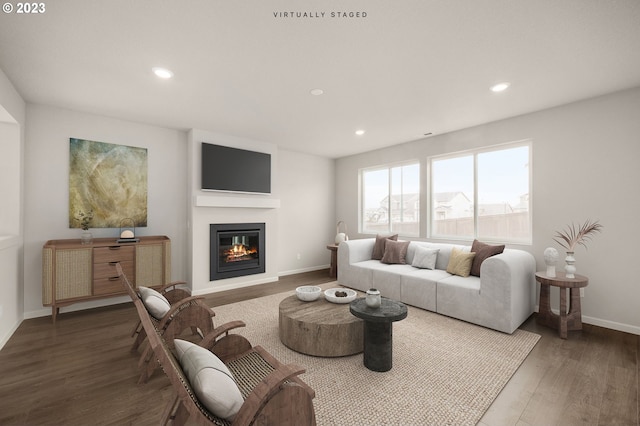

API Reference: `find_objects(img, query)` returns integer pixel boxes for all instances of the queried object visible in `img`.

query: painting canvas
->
[69,138,147,229]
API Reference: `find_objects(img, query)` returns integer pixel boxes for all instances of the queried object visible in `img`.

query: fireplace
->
[210,223,265,280]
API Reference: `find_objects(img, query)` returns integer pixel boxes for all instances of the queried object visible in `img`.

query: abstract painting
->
[69,138,147,229]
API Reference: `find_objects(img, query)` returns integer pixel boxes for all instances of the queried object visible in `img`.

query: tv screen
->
[201,143,271,194]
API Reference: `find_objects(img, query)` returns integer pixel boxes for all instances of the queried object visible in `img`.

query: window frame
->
[359,160,421,237]
[427,140,532,245]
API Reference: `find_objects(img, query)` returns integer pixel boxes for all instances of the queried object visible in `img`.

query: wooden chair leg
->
[131,320,142,338]
[138,357,158,384]
[160,395,181,426]
[131,327,147,352]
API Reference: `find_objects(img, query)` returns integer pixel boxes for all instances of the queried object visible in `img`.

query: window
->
[429,141,531,243]
[361,162,420,236]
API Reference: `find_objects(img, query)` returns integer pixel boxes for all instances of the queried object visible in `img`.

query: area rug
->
[210,284,540,426]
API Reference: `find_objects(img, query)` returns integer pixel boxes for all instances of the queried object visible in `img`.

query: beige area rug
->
[211,283,540,426]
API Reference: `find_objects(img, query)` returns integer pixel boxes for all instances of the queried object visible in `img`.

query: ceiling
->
[1,1,639,158]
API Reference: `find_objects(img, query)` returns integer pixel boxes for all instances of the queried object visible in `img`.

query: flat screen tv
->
[201,143,271,194]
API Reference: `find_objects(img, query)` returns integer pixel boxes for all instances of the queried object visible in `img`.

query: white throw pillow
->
[173,339,244,420]
[137,286,171,320]
[411,246,440,270]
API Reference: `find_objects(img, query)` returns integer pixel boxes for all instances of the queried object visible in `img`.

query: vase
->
[81,231,93,245]
[564,251,576,278]
[366,288,381,308]
[335,221,348,245]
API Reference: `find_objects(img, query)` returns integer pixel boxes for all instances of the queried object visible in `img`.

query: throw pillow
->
[138,286,171,320]
[446,248,476,277]
[380,239,410,264]
[470,239,505,277]
[411,246,440,270]
[371,234,399,260]
[174,339,244,420]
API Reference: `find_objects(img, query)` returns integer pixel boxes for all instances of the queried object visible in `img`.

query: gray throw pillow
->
[411,246,440,269]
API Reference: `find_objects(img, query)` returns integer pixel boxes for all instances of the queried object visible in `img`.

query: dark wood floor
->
[0,269,637,425]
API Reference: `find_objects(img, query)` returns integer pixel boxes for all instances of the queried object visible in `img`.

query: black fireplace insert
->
[210,223,265,280]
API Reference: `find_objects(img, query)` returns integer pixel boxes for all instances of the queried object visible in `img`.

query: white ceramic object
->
[296,286,322,302]
[365,288,381,308]
[543,247,559,277]
[564,252,576,278]
[324,288,357,304]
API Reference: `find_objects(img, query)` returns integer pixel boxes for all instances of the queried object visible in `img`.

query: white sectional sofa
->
[337,238,536,334]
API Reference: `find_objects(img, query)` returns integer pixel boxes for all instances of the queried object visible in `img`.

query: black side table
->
[349,297,408,372]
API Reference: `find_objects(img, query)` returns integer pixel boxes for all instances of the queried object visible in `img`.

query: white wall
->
[187,130,336,295]
[277,149,336,274]
[0,67,25,349]
[336,87,640,335]
[23,104,188,318]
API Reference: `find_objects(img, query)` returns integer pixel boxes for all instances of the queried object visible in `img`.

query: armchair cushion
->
[174,339,244,420]
[138,286,171,320]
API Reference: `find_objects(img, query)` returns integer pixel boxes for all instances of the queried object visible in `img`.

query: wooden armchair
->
[135,293,317,425]
[116,264,246,383]
[129,279,191,342]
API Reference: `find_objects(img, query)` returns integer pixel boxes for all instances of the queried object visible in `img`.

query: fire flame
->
[223,244,257,262]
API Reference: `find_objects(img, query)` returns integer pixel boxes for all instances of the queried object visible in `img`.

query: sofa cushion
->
[138,286,171,320]
[411,246,439,269]
[470,239,505,277]
[174,339,244,420]
[446,248,476,277]
[400,268,450,311]
[371,234,398,260]
[381,239,410,264]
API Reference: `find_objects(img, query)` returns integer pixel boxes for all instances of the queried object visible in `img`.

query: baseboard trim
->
[535,305,640,336]
[0,319,21,351]
[278,264,330,277]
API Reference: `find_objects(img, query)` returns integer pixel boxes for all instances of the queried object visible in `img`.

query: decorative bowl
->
[296,286,322,302]
[324,288,357,304]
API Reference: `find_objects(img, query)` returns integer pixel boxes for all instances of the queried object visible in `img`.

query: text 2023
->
[17,3,45,13]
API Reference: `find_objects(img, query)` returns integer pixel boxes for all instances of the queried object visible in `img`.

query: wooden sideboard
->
[42,235,171,322]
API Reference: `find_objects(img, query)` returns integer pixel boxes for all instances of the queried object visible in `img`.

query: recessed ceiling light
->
[310,88,324,96]
[490,82,510,92]
[152,67,174,79]
[355,130,365,136]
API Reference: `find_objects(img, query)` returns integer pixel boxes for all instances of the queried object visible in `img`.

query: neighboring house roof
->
[433,191,470,203]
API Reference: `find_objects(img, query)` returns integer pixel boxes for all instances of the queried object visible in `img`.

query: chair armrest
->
[200,320,247,348]
[157,296,212,329]
[158,280,187,292]
[232,363,307,425]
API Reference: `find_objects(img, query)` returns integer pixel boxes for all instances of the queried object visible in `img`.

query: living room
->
[0,1,639,424]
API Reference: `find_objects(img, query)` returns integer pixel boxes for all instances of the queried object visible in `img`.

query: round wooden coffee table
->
[278,294,363,357]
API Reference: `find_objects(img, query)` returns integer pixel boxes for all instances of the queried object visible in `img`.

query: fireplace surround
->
[210,223,265,280]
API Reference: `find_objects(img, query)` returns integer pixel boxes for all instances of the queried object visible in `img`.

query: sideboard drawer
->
[93,260,134,281]
[94,276,127,296]
[93,245,135,263]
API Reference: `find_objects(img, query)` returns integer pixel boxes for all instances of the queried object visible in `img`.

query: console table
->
[535,271,588,339]
[42,236,171,322]
[326,244,338,279]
